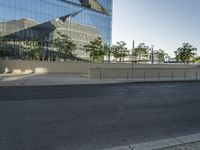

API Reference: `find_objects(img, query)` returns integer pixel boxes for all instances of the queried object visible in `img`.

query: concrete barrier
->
[0,60,132,74]
[0,60,199,79]
[89,68,200,81]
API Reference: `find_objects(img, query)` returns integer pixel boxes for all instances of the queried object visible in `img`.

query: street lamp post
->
[151,45,154,64]
[132,40,135,61]
[131,40,135,80]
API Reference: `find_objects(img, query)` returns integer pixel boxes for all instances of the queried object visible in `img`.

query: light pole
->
[151,45,154,64]
[132,40,135,61]
[131,40,135,80]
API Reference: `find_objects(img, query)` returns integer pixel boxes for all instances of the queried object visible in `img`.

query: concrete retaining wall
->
[89,68,200,80]
[0,60,132,74]
[0,60,199,78]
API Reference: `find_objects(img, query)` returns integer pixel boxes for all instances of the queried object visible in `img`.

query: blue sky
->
[112,0,200,57]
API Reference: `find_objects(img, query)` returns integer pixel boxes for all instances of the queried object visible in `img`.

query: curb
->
[1,79,200,87]
[102,133,200,150]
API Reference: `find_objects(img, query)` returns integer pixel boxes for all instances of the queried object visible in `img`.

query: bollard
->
[144,72,146,81]
[171,72,174,81]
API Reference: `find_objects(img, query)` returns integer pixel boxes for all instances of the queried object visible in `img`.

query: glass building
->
[0,0,112,60]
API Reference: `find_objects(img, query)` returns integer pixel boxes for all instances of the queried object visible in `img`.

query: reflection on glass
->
[0,0,112,60]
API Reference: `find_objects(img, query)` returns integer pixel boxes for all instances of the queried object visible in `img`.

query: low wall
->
[89,68,200,80]
[0,60,199,76]
[0,60,132,74]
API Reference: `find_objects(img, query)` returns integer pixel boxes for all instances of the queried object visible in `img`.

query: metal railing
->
[92,68,200,82]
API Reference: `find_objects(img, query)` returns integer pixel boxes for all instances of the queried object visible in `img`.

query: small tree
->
[84,37,105,62]
[111,41,129,62]
[193,56,200,64]
[0,38,4,58]
[175,43,197,64]
[0,37,3,46]
[54,34,76,60]
[21,40,41,60]
[133,43,149,61]
[104,44,111,62]
[0,38,11,58]
[154,49,167,63]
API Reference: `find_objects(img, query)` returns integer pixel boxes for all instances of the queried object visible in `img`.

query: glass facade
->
[0,0,112,59]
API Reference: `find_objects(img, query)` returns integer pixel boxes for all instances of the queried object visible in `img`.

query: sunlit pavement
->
[0,73,127,86]
[0,73,198,87]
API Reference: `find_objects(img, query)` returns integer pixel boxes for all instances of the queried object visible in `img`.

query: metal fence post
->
[99,69,102,80]
[196,71,198,80]
[184,71,186,80]
[158,71,160,81]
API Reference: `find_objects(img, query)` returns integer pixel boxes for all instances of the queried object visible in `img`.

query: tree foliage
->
[133,43,149,60]
[0,38,12,58]
[175,43,197,63]
[104,44,111,62]
[84,37,105,62]
[54,34,76,59]
[21,40,41,60]
[111,41,129,61]
[154,49,166,62]
[193,56,200,64]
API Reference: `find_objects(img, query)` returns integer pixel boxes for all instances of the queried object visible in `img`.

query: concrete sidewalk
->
[102,133,200,150]
[0,73,199,86]
[0,73,127,86]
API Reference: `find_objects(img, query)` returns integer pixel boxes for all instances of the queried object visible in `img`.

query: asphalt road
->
[1,82,200,150]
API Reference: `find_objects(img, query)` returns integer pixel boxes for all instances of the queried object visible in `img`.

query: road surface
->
[1,82,200,150]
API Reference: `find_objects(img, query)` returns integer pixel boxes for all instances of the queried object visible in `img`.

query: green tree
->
[104,44,111,62]
[53,34,76,60]
[0,38,11,58]
[133,43,149,61]
[21,40,41,60]
[111,41,129,62]
[154,49,167,63]
[84,37,105,62]
[0,38,4,58]
[175,43,197,64]
[193,56,200,64]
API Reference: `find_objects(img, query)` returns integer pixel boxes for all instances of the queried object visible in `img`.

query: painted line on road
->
[102,133,200,150]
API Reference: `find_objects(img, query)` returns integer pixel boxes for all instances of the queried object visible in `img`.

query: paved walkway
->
[0,73,199,86]
[0,73,127,86]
